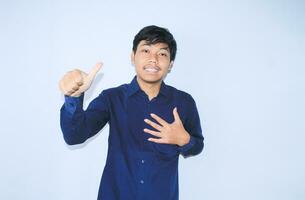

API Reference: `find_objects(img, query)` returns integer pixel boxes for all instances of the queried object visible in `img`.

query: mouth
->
[144,66,160,73]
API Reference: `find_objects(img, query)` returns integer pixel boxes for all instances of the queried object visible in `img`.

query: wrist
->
[177,131,190,147]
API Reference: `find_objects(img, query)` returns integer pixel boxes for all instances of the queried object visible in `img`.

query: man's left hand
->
[144,107,190,147]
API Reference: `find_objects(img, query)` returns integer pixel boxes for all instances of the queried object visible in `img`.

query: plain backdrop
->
[0,0,304,199]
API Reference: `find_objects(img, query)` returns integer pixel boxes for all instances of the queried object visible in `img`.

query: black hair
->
[132,25,177,61]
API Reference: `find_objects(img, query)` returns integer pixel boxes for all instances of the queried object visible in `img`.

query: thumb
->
[86,62,103,81]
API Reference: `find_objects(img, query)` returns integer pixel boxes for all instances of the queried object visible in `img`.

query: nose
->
[148,53,157,64]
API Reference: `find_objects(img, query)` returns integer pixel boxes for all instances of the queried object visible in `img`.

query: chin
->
[139,75,163,84]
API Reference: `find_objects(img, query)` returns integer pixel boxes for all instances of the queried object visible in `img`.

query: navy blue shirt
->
[60,76,204,200]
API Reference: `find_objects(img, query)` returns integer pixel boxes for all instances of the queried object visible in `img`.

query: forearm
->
[60,105,91,145]
[60,93,109,145]
[179,96,204,158]
[60,93,92,145]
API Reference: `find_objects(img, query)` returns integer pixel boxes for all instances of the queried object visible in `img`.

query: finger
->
[150,113,168,126]
[71,86,79,91]
[87,62,103,80]
[71,70,83,84]
[63,89,73,96]
[70,83,80,91]
[59,79,66,93]
[65,90,74,96]
[144,119,163,131]
[148,138,165,144]
[69,86,81,97]
[68,87,78,93]
[143,128,162,137]
[59,80,72,95]
[74,77,83,86]
[173,107,181,122]
[76,81,83,86]
[70,90,82,97]
[65,81,80,93]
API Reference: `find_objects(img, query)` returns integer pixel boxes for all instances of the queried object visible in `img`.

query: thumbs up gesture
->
[59,62,102,97]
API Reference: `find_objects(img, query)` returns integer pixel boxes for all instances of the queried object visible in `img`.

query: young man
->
[59,25,204,200]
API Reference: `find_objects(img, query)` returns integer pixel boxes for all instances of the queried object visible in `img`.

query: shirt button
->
[141,159,145,164]
[140,180,144,184]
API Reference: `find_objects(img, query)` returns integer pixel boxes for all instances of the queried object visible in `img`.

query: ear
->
[131,51,135,65]
[168,61,174,72]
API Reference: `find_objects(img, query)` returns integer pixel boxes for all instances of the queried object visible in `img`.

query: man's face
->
[131,40,174,84]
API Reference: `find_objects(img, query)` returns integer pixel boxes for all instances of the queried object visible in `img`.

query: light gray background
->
[0,0,304,199]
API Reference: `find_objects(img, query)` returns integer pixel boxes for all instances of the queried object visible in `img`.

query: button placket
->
[144,101,151,141]
[139,158,146,185]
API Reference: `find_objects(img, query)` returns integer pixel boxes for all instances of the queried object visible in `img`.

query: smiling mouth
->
[144,66,160,73]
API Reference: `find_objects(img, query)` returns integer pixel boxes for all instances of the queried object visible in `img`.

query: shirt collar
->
[127,76,169,98]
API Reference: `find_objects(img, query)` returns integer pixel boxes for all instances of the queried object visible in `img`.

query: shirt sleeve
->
[179,95,204,158]
[60,91,110,145]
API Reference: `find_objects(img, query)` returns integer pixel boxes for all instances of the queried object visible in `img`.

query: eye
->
[141,49,149,53]
[159,52,168,57]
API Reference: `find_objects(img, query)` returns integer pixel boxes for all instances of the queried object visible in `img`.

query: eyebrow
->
[160,47,170,52]
[140,44,170,52]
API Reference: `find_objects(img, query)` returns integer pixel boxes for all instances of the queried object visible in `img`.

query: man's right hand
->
[59,62,102,97]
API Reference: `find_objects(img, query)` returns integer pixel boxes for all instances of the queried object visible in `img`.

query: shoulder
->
[99,83,129,97]
[167,84,196,104]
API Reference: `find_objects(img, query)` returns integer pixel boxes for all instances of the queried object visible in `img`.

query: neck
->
[136,77,162,100]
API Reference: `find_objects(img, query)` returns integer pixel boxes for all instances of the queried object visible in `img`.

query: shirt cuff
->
[64,93,84,114]
[178,136,196,154]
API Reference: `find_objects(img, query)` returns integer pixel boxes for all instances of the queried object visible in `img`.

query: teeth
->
[145,68,158,72]
[144,67,159,72]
